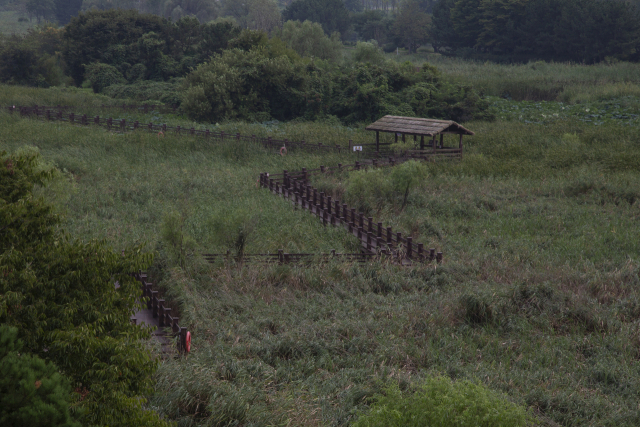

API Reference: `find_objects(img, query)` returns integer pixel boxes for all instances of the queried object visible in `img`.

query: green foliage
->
[280,20,343,61]
[344,160,428,213]
[62,9,240,85]
[0,27,65,87]
[83,62,125,93]
[392,0,431,54]
[433,0,640,63]
[351,10,394,46]
[0,325,78,427]
[353,377,532,427]
[0,150,170,427]
[282,0,350,38]
[181,48,307,122]
[353,40,385,64]
[390,160,429,210]
[182,47,492,123]
[102,78,182,104]
[4,85,640,426]
[26,0,55,23]
[53,0,81,25]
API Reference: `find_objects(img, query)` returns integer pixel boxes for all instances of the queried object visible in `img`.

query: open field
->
[383,50,640,104]
[0,9,37,34]
[2,84,640,426]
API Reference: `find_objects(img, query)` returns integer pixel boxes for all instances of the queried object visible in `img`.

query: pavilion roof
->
[365,115,475,136]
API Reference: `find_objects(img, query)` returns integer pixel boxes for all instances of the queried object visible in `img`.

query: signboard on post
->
[352,145,363,152]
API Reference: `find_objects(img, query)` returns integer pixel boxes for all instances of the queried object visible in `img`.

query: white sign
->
[352,146,363,152]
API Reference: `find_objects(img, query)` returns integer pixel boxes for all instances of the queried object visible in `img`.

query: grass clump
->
[353,376,532,427]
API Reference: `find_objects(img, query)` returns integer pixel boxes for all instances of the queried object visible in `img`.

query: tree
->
[449,0,483,50]
[62,9,172,84]
[246,0,282,33]
[476,0,529,53]
[390,159,428,210]
[281,20,342,60]
[53,0,82,25]
[0,150,170,427]
[351,10,394,45]
[283,0,351,38]
[0,326,78,427]
[392,0,431,53]
[431,0,458,52]
[26,0,55,23]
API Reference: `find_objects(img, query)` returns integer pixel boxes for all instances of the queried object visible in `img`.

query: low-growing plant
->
[353,376,532,427]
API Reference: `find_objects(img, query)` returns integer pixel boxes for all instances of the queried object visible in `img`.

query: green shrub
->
[280,20,343,61]
[0,326,78,427]
[83,62,125,93]
[353,377,532,427]
[353,41,385,64]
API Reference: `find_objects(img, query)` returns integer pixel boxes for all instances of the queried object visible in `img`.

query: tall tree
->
[393,0,431,53]
[246,0,282,33]
[26,0,55,23]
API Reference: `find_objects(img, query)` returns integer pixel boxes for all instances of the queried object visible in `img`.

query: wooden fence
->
[259,167,444,265]
[8,104,348,153]
[203,250,383,265]
[131,271,190,354]
[8,105,465,160]
[6,103,177,114]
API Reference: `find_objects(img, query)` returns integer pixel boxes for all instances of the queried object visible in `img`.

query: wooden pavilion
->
[365,115,474,160]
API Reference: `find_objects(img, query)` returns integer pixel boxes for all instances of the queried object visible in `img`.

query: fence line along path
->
[9,105,345,154]
[9,105,468,161]
[131,271,191,354]
[203,249,383,265]
[260,166,444,265]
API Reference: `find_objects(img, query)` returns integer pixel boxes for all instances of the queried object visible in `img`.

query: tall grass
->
[385,51,640,103]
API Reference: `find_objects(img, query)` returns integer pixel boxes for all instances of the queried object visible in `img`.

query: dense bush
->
[0,326,78,427]
[0,27,66,87]
[63,10,240,85]
[181,47,308,123]
[102,78,183,105]
[353,377,532,427]
[83,62,125,93]
[280,20,343,61]
[182,45,493,124]
[353,40,385,63]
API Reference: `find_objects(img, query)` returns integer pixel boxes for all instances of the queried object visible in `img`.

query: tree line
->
[432,0,640,63]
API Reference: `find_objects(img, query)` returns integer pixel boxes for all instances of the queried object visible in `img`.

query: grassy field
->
[382,49,640,104]
[2,83,640,427]
[0,9,37,34]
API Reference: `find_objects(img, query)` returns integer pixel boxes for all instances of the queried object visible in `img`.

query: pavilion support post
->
[459,134,464,159]
[402,133,406,142]
[433,135,437,154]
[420,135,424,150]
[395,133,398,143]
[440,134,444,149]
[376,131,379,151]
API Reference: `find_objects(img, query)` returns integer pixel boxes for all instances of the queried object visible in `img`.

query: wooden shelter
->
[365,115,475,159]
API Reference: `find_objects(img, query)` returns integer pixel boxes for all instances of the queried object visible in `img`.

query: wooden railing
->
[259,168,444,265]
[203,250,382,265]
[131,271,190,354]
[8,105,464,160]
